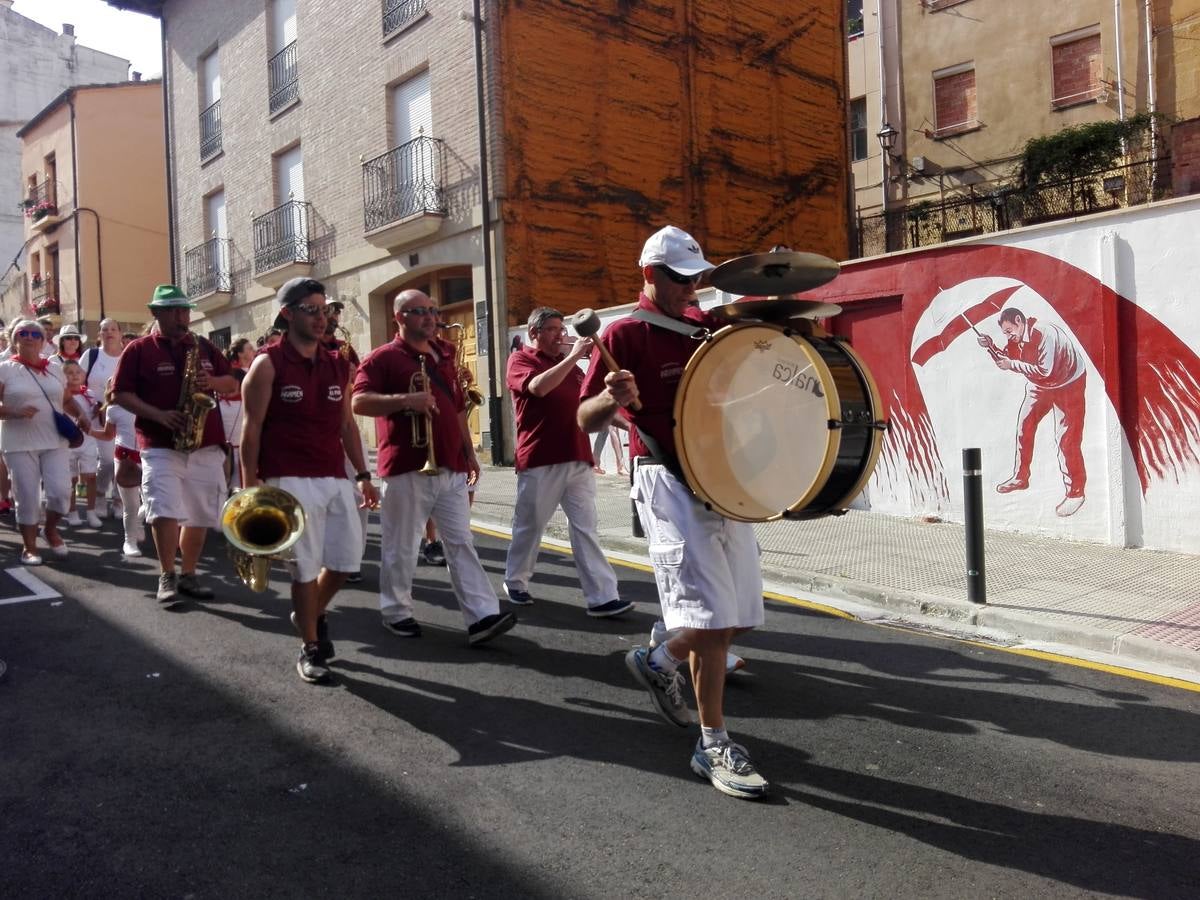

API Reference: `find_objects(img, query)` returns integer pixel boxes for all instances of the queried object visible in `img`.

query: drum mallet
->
[569,308,642,411]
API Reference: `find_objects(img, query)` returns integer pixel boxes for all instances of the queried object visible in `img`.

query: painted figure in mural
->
[977,307,1087,517]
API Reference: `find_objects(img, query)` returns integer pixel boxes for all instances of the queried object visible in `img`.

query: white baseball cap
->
[638,226,715,276]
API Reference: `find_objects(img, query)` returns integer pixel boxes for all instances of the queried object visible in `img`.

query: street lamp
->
[876,122,900,156]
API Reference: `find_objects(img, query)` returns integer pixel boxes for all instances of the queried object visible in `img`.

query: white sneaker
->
[122,541,142,557]
[108,499,122,519]
[65,510,82,526]
[86,511,103,529]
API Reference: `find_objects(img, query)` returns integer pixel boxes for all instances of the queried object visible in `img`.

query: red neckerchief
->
[58,351,81,361]
[10,354,50,373]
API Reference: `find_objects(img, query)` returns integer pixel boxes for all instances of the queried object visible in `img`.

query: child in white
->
[61,361,103,528]
[97,382,144,557]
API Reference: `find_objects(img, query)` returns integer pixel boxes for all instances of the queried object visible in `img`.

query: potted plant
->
[34,296,61,317]
[25,200,55,222]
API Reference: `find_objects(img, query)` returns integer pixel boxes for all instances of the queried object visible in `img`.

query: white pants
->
[633,463,764,631]
[4,448,71,526]
[141,446,226,528]
[379,470,498,626]
[268,476,364,583]
[505,461,619,607]
[95,438,115,496]
[69,438,99,477]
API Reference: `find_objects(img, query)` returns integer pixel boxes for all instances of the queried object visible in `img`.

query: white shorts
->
[141,445,226,528]
[632,463,764,631]
[268,476,363,583]
[69,438,100,477]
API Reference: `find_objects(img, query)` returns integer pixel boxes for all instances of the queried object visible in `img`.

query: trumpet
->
[221,486,306,592]
[438,322,485,413]
[410,354,439,476]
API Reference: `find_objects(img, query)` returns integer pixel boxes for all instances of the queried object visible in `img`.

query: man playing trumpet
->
[353,289,516,646]
[240,278,378,684]
[113,285,239,606]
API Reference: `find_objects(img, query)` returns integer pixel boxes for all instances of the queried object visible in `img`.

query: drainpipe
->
[159,16,177,283]
[73,208,104,322]
[1113,0,1126,125]
[877,0,889,212]
[469,0,505,463]
[69,95,82,326]
[1143,0,1158,185]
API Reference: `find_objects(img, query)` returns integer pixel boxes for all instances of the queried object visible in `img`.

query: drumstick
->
[568,308,642,412]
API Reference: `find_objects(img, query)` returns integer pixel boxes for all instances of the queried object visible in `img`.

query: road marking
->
[0,567,63,605]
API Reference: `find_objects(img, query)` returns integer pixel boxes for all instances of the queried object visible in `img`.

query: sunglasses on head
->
[403,306,439,317]
[656,265,703,286]
[16,329,44,339]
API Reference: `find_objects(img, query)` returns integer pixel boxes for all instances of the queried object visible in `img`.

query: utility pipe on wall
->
[1113,0,1126,124]
[877,0,889,212]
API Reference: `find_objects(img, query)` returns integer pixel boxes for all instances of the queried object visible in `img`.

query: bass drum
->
[672,322,885,522]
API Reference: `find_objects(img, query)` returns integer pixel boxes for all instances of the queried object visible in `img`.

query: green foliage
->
[1015,114,1160,189]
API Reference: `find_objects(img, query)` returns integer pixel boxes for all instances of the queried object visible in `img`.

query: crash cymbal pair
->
[708,250,842,321]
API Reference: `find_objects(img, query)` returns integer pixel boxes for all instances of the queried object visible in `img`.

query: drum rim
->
[673,323,842,522]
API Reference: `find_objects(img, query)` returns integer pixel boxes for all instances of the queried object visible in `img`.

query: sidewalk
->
[470,464,1200,683]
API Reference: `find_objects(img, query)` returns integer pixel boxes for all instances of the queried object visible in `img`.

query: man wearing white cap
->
[578,225,769,800]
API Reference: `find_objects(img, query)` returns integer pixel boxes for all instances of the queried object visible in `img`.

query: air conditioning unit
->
[911,156,928,174]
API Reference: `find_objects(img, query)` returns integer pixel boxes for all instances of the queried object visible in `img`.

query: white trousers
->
[4,448,70,525]
[379,470,498,627]
[95,438,115,496]
[633,463,764,631]
[505,461,619,607]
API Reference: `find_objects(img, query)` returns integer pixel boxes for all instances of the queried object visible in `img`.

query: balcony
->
[199,99,222,161]
[268,41,299,116]
[184,237,233,312]
[854,156,1171,258]
[24,180,60,233]
[31,275,58,318]
[383,0,428,38]
[253,199,313,286]
[362,135,447,249]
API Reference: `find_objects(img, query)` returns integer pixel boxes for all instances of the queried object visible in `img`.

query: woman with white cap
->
[51,323,84,366]
[0,319,83,564]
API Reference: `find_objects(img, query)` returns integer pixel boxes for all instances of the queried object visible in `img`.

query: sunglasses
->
[292,302,328,316]
[403,306,440,317]
[657,265,703,286]
[16,329,45,339]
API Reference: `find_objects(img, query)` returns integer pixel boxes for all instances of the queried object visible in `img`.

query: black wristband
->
[355,471,372,482]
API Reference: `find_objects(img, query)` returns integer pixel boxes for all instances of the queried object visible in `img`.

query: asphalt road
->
[2,517,1199,899]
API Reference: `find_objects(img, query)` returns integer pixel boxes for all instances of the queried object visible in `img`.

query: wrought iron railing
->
[362,135,447,232]
[383,0,427,35]
[184,237,233,297]
[31,275,53,305]
[854,156,1170,258]
[199,99,222,160]
[268,40,299,115]
[253,199,312,273]
[25,180,56,221]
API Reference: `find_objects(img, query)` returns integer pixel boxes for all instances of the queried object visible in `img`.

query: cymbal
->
[709,298,843,323]
[710,251,841,296]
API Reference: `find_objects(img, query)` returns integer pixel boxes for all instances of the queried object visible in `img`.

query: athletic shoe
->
[382,617,423,638]
[467,611,517,646]
[177,573,214,600]
[690,738,769,799]
[624,646,691,727]
[0,500,13,514]
[122,541,142,558]
[422,539,447,566]
[290,612,336,662]
[86,510,103,529]
[157,572,180,606]
[503,584,535,606]
[20,550,42,566]
[587,598,634,618]
[296,643,332,684]
[649,622,746,675]
[47,540,68,559]
[345,571,363,583]
[65,510,82,526]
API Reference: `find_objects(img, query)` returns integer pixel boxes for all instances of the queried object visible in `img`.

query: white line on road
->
[0,567,63,605]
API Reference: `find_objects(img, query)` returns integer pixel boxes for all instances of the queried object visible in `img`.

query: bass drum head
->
[674,324,840,521]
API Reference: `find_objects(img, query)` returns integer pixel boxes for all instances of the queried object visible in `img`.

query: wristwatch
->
[354,471,372,482]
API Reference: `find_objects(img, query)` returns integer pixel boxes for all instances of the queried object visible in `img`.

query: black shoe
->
[156,572,182,607]
[177,573,214,600]
[587,598,634,618]
[467,611,517,646]
[291,612,336,662]
[503,584,535,606]
[345,571,363,584]
[422,539,447,566]
[296,643,332,684]
[382,617,423,638]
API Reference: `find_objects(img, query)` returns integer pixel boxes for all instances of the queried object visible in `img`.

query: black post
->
[963,447,986,604]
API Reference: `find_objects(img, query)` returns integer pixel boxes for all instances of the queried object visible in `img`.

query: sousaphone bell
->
[221,485,306,592]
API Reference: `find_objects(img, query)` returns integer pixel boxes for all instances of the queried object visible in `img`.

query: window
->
[208,326,231,351]
[390,69,432,148]
[847,0,863,38]
[933,64,976,137]
[268,0,299,115]
[200,48,222,160]
[849,97,868,161]
[1051,28,1102,108]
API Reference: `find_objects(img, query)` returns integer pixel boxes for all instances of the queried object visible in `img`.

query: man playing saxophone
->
[113,284,239,606]
[353,289,516,646]
[240,278,378,684]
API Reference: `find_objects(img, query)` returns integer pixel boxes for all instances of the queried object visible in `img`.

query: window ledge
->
[200,148,224,168]
[1051,94,1101,112]
[269,95,300,122]
[932,122,981,140]
[383,8,430,45]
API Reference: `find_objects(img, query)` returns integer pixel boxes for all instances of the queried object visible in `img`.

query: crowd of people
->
[1,224,774,800]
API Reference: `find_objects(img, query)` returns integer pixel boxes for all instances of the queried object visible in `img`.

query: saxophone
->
[438,322,485,413]
[173,336,219,452]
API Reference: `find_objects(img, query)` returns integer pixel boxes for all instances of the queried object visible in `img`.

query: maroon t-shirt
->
[507,346,593,472]
[578,293,719,462]
[256,340,350,480]
[113,332,232,450]
[353,336,467,478]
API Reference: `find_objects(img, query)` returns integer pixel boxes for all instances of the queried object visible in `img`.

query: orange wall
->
[497,1,848,322]
[75,82,170,331]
